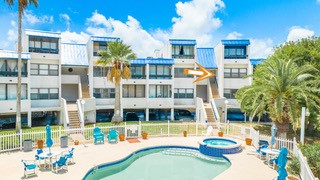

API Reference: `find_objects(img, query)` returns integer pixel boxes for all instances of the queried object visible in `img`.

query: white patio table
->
[38,151,60,169]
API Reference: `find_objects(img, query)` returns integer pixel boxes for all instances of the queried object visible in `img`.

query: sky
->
[0,0,319,58]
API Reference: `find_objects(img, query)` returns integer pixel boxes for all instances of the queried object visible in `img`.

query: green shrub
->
[301,142,320,178]
[287,156,300,176]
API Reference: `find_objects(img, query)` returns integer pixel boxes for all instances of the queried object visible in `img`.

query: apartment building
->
[0,29,256,129]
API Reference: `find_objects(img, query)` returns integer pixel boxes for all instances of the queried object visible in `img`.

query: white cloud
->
[24,10,54,25]
[60,14,71,31]
[7,29,17,42]
[250,38,274,58]
[60,31,89,44]
[287,26,314,42]
[171,0,225,46]
[317,0,320,4]
[226,31,243,39]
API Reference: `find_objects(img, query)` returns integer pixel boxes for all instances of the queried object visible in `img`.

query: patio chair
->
[52,155,68,173]
[66,148,75,164]
[21,160,37,178]
[93,127,105,144]
[108,130,119,143]
[35,149,46,167]
[205,126,213,137]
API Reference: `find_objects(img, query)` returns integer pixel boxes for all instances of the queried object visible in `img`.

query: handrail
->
[60,98,69,130]
[210,99,221,130]
[196,97,207,124]
[76,99,85,129]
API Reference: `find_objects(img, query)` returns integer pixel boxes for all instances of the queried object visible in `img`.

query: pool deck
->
[0,136,278,180]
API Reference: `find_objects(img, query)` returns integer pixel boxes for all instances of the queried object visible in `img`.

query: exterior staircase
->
[210,76,219,99]
[205,108,215,123]
[67,104,81,129]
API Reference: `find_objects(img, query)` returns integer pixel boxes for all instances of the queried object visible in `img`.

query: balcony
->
[149,75,172,79]
[131,75,146,79]
[224,55,248,59]
[172,54,195,59]
[29,47,59,54]
[0,71,27,77]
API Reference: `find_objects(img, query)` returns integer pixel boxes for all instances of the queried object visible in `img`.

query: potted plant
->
[119,134,125,141]
[74,140,79,145]
[218,131,223,137]
[141,132,148,139]
[183,130,188,137]
[37,139,44,149]
[245,138,252,145]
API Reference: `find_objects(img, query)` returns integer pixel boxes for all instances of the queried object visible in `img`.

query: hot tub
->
[199,138,242,157]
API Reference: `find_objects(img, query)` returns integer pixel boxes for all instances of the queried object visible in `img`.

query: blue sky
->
[0,0,319,58]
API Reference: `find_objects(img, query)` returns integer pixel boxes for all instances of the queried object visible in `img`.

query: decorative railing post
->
[167,120,170,137]
[124,122,127,138]
[196,121,198,136]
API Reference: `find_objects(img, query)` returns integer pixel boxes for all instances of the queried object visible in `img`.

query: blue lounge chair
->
[22,160,37,178]
[108,130,119,143]
[93,127,104,144]
[52,155,68,173]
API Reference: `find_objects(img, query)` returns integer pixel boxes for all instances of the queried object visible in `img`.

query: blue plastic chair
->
[22,160,37,178]
[93,127,104,144]
[108,130,119,143]
[35,149,46,167]
[65,148,74,164]
[52,155,68,173]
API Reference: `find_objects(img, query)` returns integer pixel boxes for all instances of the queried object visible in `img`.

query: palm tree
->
[96,40,136,124]
[236,58,320,137]
[4,0,38,133]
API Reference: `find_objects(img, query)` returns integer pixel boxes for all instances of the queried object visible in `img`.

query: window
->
[224,89,238,99]
[93,66,109,77]
[174,68,193,78]
[130,66,146,79]
[93,88,115,98]
[149,85,171,98]
[122,85,145,98]
[30,88,59,100]
[0,84,27,100]
[93,41,108,56]
[0,60,27,77]
[174,89,194,99]
[30,64,59,76]
[29,36,59,54]
[172,45,195,59]
[224,68,247,78]
[224,46,247,59]
[149,65,172,79]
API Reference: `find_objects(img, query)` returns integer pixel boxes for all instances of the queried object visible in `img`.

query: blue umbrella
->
[46,124,53,154]
[271,124,277,149]
[277,147,288,180]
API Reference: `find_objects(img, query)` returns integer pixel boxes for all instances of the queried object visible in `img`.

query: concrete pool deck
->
[0,136,278,180]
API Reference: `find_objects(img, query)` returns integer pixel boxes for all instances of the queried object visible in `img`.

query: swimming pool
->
[199,138,242,157]
[83,146,230,180]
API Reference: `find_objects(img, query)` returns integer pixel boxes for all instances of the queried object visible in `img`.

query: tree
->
[96,40,136,124]
[236,58,320,137]
[5,0,38,133]
[270,37,320,133]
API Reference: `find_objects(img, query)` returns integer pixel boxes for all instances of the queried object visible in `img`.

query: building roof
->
[131,58,174,65]
[169,39,196,46]
[250,58,266,66]
[25,29,61,38]
[61,43,88,66]
[0,50,30,60]
[221,39,250,46]
[196,48,217,69]
[91,36,119,42]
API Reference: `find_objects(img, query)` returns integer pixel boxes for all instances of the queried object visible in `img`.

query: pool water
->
[84,147,230,180]
[203,139,236,146]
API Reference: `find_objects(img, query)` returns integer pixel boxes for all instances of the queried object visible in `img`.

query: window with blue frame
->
[93,41,108,56]
[0,60,28,77]
[130,65,146,79]
[149,65,172,79]
[224,68,247,78]
[30,63,58,76]
[224,46,247,59]
[174,68,193,78]
[93,66,109,77]
[29,36,59,54]
[224,89,238,99]
[0,84,27,100]
[172,45,195,59]
[122,85,145,98]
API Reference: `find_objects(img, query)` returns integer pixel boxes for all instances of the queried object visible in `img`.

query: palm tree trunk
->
[16,5,22,133]
[111,83,123,124]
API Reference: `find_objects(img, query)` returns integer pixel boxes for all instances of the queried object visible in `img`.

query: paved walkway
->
[0,136,278,180]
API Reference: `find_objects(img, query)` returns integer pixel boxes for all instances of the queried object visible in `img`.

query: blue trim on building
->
[91,36,119,42]
[221,39,250,46]
[25,29,61,38]
[250,58,266,66]
[130,58,174,65]
[169,39,196,46]
[196,48,217,69]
